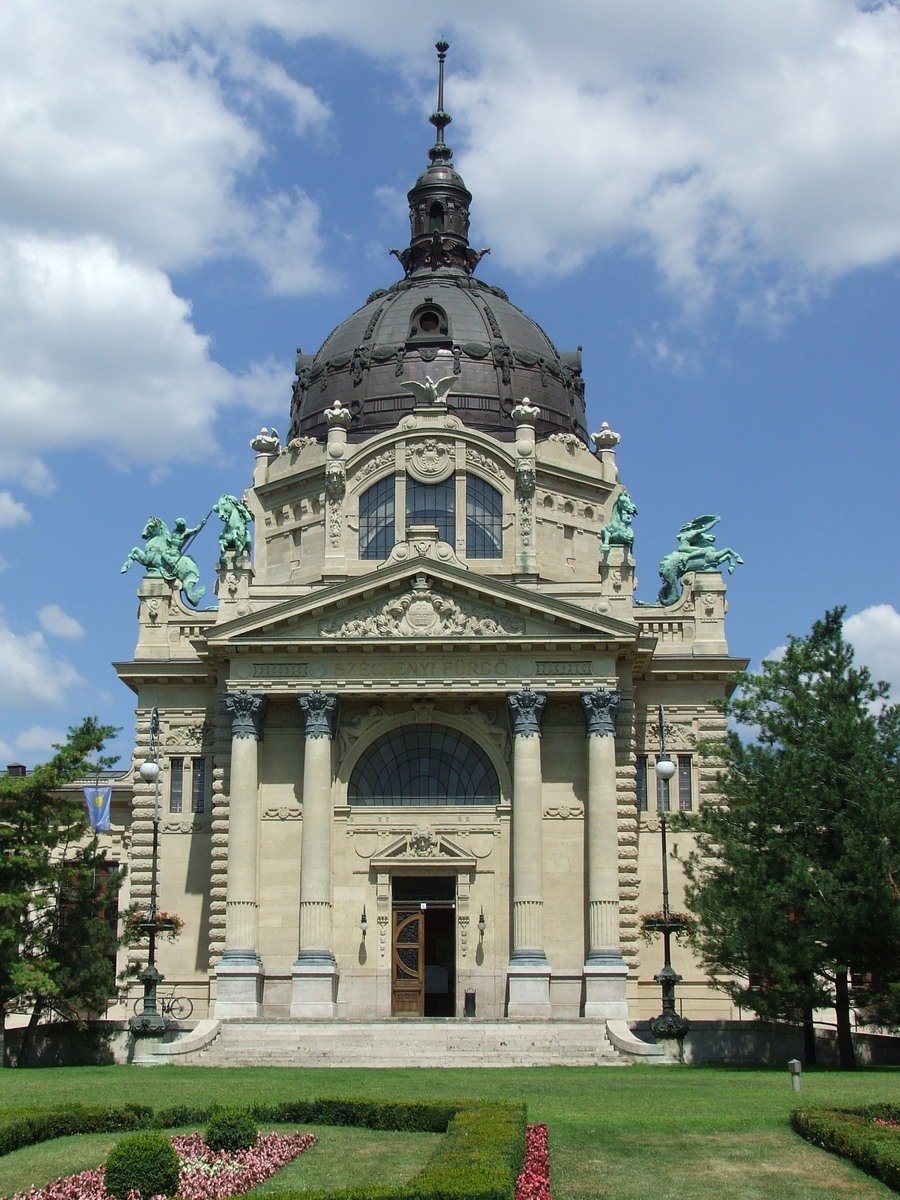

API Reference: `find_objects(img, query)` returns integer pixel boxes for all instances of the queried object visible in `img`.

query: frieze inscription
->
[251,653,603,683]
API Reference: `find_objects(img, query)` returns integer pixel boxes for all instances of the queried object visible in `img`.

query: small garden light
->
[360,906,368,937]
[478,907,486,942]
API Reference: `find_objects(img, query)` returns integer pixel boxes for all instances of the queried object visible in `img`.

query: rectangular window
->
[656,766,670,813]
[359,475,396,560]
[169,757,184,813]
[191,757,207,814]
[465,474,503,558]
[406,476,455,545]
[635,755,648,811]
[678,755,693,812]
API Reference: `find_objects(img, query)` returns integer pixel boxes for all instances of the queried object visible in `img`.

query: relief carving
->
[320,574,524,638]
[405,438,455,483]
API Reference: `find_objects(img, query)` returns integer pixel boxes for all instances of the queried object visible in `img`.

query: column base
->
[214,953,264,1019]
[583,957,629,1021]
[506,961,552,1019]
[290,956,338,1019]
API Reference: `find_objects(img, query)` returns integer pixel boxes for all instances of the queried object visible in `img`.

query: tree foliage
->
[680,608,900,1067]
[0,718,120,1062]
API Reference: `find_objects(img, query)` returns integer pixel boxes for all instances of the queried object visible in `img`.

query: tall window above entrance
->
[348,725,499,806]
[406,476,455,544]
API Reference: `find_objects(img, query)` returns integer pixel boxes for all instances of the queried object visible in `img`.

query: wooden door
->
[392,908,424,1015]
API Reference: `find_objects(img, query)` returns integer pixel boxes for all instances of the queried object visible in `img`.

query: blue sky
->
[1,1,898,768]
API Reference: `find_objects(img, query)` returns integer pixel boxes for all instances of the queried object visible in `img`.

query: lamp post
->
[648,704,690,1041]
[129,706,168,1036]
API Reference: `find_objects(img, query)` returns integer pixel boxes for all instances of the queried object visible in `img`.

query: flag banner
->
[84,786,112,832]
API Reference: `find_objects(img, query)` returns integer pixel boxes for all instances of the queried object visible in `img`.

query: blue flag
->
[84,786,111,832]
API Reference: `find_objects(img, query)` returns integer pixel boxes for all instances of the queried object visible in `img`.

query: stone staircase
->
[166,1019,642,1067]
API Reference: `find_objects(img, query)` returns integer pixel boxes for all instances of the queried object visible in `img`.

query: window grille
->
[635,755,648,811]
[359,475,396,560]
[678,754,693,812]
[169,757,184,813]
[406,476,454,544]
[191,757,207,814]
[349,725,499,806]
[466,474,503,558]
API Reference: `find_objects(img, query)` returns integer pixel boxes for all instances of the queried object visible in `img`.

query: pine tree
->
[681,608,900,1068]
[0,718,119,1066]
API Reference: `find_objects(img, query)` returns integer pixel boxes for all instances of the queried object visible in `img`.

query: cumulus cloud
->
[38,604,85,640]
[12,726,67,755]
[0,608,83,710]
[0,491,30,527]
[1,0,899,487]
[845,604,900,697]
[449,1,900,310]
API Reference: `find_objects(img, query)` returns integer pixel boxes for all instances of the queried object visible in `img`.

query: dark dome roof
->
[288,43,588,446]
[289,270,587,443]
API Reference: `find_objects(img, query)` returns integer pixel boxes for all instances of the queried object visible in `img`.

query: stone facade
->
[109,56,748,1029]
[111,398,746,1025]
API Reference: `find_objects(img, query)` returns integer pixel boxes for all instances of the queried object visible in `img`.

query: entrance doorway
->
[391,876,456,1017]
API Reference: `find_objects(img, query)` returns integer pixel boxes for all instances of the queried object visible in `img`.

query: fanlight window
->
[359,475,396,560]
[349,725,500,806]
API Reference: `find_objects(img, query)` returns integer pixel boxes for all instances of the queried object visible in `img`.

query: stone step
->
[179,1019,629,1067]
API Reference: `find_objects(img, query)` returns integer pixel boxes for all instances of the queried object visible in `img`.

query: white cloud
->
[443,1,900,312]
[38,604,85,640]
[845,604,900,697]
[13,726,66,755]
[0,491,30,527]
[0,608,83,710]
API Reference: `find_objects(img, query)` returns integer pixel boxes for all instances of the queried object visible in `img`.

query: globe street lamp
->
[648,704,690,1041]
[129,706,168,1037]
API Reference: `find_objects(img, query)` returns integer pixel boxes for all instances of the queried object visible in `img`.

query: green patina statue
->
[121,515,208,607]
[658,514,743,606]
[600,490,638,553]
[213,493,253,565]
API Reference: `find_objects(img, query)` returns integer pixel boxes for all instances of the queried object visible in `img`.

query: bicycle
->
[132,991,194,1021]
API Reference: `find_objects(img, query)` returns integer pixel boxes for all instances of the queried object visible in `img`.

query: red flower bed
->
[9,1131,315,1200]
[516,1123,551,1200]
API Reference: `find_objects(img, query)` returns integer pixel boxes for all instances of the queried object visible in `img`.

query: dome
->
[288,43,588,446]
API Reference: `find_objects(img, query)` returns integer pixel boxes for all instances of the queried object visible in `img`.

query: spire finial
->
[429,39,452,163]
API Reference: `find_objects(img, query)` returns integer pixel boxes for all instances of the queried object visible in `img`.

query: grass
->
[0,1065,898,1199]
[0,1124,439,1197]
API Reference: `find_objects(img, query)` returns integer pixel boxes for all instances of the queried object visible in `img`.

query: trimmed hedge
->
[0,1096,527,1200]
[791,1103,900,1193]
[0,1103,152,1157]
[204,1108,258,1152]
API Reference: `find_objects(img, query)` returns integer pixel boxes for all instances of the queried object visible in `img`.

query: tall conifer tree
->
[681,608,900,1068]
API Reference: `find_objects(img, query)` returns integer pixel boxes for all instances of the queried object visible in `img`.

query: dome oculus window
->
[406,303,451,345]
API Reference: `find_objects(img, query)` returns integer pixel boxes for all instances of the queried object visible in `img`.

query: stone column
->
[506,687,552,1018]
[215,690,267,1019]
[291,690,339,1018]
[581,689,629,1020]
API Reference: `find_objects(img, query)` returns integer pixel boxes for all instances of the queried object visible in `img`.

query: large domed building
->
[113,43,746,1061]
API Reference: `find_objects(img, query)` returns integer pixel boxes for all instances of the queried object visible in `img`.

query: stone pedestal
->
[583,960,630,1021]
[507,962,552,1020]
[290,959,339,1019]
[215,956,265,1020]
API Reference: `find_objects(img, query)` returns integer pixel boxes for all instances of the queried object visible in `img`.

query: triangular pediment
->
[205,556,636,649]
[369,826,478,871]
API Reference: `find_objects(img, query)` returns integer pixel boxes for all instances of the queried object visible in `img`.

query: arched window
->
[359,475,396,560]
[406,303,451,346]
[349,725,500,806]
[428,202,445,232]
[406,476,455,545]
[466,474,503,558]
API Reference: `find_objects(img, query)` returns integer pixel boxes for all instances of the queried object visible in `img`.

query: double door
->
[391,877,456,1016]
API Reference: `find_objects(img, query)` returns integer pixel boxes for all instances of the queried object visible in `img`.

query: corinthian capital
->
[581,689,620,737]
[299,691,338,739]
[225,691,267,740]
[507,688,546,738]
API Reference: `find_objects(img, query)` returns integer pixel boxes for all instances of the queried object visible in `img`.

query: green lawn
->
[0,1065,898,1199]
[0,1124,439,1197]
